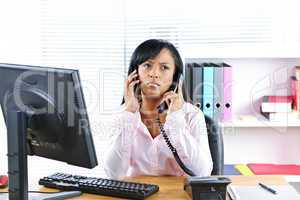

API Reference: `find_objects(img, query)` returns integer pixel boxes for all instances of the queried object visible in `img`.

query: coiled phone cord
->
[156,118,195,176]
[157,118,225,200]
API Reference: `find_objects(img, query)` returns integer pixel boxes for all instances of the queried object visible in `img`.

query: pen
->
[258,183,277,194]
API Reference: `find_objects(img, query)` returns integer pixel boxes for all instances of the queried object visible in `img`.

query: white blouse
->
[104,102,213,179]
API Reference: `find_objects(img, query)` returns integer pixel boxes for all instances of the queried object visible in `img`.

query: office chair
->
[204,115,224,175]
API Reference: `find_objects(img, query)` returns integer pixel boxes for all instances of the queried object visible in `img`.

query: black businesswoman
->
[104,39,212,179]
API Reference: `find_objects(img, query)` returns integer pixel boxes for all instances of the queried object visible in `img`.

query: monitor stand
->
[0,191,82,200]
[5,110,82,200]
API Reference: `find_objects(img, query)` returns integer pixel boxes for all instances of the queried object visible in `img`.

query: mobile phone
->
[157,75,182,113]
[132,70,142,102]
[157,84,177,113]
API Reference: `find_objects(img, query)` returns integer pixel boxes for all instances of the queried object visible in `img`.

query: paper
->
[228,185,300,200]
[289,182,300,194]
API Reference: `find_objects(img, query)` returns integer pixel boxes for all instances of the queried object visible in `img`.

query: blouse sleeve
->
[163,107,213,176]
[104,110,138,179]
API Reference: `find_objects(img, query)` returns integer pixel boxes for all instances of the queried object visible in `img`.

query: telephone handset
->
[156,76,196,176]
[157,83,177,114]
[133,75,142,103]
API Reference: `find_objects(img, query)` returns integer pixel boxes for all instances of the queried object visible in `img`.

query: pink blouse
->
[104,102,213,179]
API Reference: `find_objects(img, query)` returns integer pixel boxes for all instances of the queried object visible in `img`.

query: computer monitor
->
[0,63,98,200]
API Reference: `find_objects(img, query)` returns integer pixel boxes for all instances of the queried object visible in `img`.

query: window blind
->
[37,0,126,177]
[124,0,288,59]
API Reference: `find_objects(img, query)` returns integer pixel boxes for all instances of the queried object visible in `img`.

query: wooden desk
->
[0,175,287,200]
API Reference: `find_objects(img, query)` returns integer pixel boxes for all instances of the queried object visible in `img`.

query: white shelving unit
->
[185,57,300,165]
[221,118,300,128]
[186,57,300,121]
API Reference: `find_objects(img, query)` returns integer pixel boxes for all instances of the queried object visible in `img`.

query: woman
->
[104,39,212,179]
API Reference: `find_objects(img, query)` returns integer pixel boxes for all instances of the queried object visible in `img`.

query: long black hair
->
[121,39,185,104]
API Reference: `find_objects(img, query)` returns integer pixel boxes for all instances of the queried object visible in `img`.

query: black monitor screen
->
[0,63,98,169]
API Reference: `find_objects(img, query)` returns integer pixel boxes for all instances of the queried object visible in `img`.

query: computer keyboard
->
[39,172,159,200]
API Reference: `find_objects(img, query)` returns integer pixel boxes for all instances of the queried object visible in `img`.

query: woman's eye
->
[162,65,169,70]
[143,63,151,68]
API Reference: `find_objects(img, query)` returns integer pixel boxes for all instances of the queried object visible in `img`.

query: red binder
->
[291,76,299,110]
[248,163,300,175]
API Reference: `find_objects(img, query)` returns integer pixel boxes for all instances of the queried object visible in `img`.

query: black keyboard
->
[39,172,159,200]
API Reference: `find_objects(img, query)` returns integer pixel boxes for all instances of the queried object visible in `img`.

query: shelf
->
[184,46,300,59]
[220,118,300,128]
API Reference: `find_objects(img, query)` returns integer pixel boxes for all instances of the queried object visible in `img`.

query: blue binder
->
[202,63,214,118]
[212,63,223,122]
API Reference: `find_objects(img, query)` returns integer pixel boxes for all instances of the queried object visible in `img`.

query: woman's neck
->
[140,100,159,116]
[139,96,167,138]
[139,95,163,117]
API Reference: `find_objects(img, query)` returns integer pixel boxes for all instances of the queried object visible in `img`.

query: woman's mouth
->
[147,82,160,89]
[147,82,160,87]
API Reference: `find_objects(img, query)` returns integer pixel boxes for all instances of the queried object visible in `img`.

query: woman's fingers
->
[128,79,140,95]
[124,70,138,93]
[159,92,177,105]
[163,91,177,100]
[178,78,183,94]
[129,69,137,77]
[178,79,184,100]
[124,69,141,113]
[164,94,178,102]
[128,73,138,84]
[125,70,137,84]
[129,79,140,89]
[128,70,138,80]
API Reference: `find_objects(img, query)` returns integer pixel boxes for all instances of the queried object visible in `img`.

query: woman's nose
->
[149,66,160,78]
[149,74,158,78]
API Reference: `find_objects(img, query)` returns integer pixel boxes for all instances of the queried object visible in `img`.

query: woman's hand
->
[124,69,140,113]
[160,79,184,115]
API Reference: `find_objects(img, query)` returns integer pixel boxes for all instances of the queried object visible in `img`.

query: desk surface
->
[0,175,287,200]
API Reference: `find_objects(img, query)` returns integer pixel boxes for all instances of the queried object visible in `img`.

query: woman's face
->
[138,48,176,99]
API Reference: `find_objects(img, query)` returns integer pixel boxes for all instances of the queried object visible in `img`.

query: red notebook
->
[264,96,293,103]
[248,163,300,175]
[261,96,293,112]
[291,76,299,110]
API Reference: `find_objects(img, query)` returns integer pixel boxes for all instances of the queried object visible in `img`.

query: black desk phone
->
[184,176,231,200]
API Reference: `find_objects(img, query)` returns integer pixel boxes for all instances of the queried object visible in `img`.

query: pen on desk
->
[258,183,277,194]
